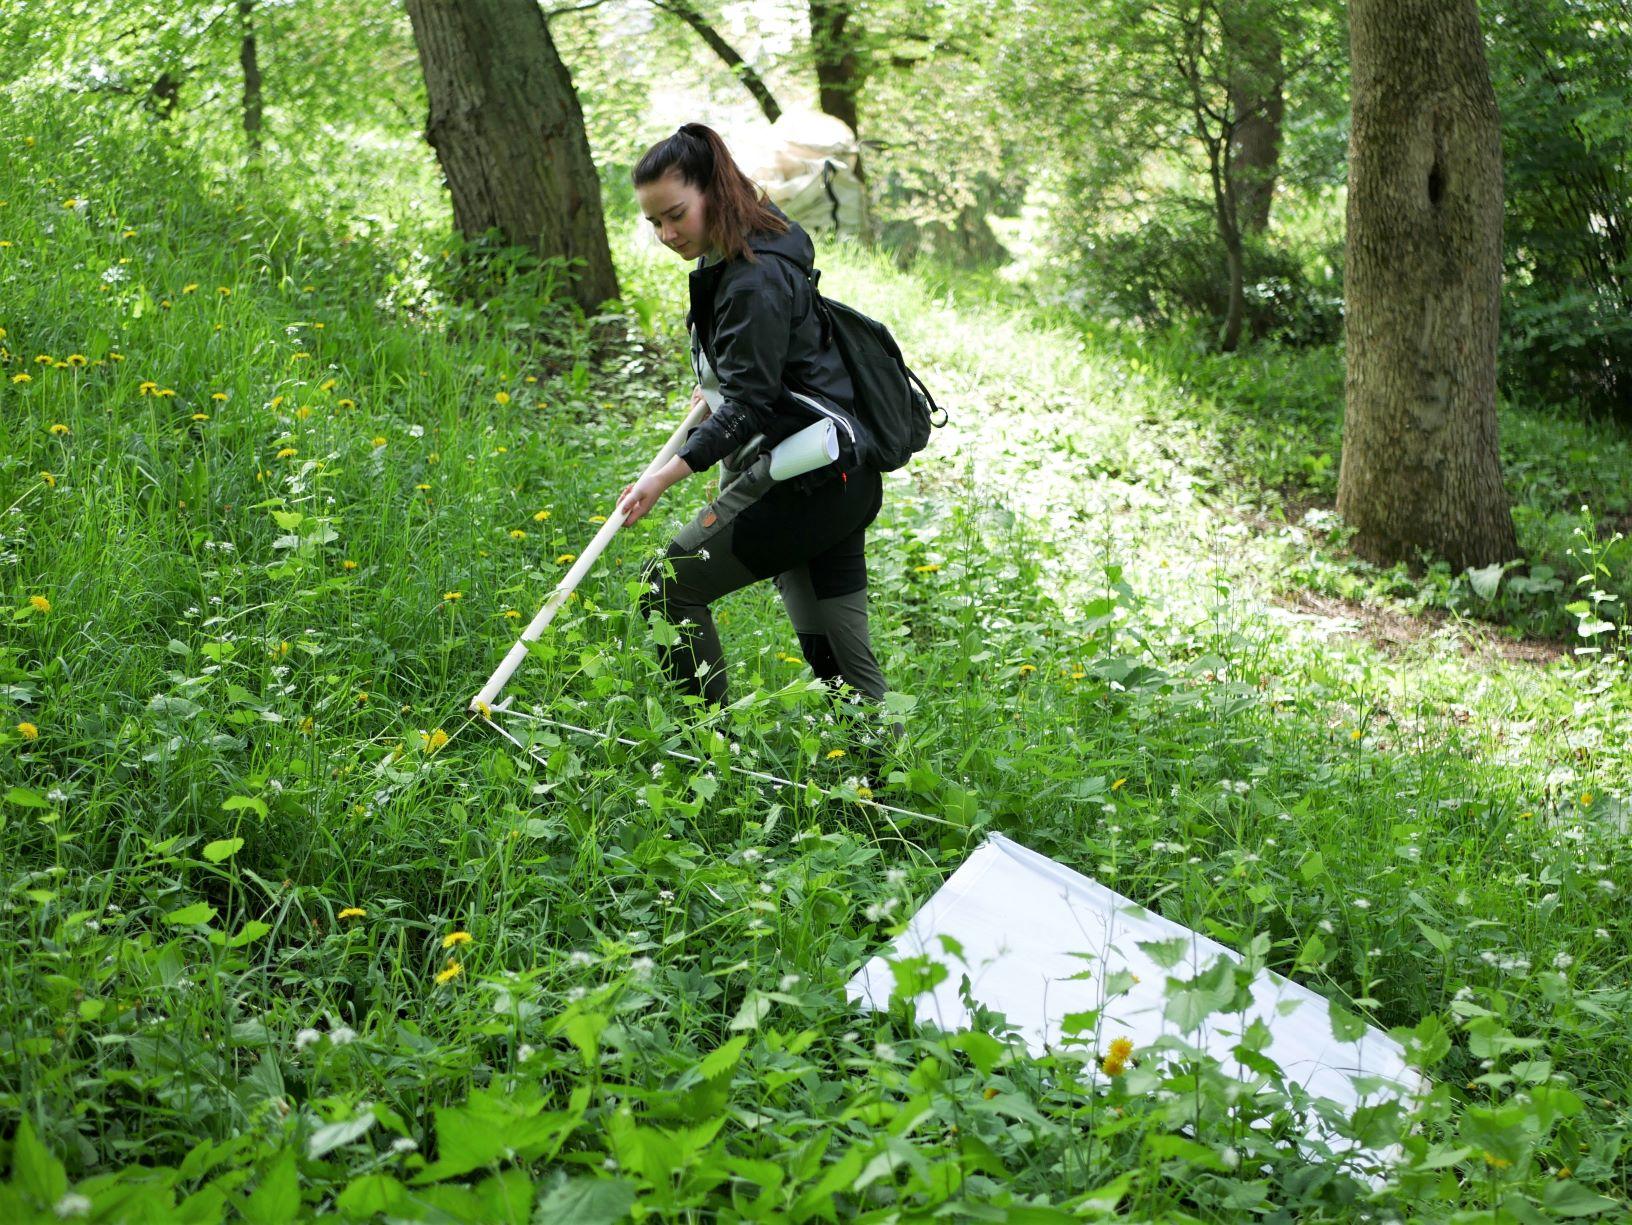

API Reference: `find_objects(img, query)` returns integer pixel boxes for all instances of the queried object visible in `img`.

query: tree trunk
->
[1338,0,1516,572]
[238,0,263,159]
[651,0,782,124]
[405,0,618,312]
[1224,7,1282,235]
[145,70,182,120]
[809,0,861,136]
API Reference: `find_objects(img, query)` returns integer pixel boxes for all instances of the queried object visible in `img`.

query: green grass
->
[2,93,1629,1221]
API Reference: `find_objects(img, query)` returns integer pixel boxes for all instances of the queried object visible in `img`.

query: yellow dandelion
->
[555,553,576,565]
[524,375,537,384]
[211,391,228,401]
[475,700,492,718]
[312,322,325,330]
[424,728,450,754]
[121,229,136,238]
[216,286,231,296]
[159,300,171,310]
[371,436,387,447]
[269,395,285,409]
[533,510,551,522]
[0,240,12,248]
[66,354,86,366]
[1350,729,1363,741]
[435,961,462,985]
[856,785,874,800]
[34,354,52,364]
[319,378,336,392]
[494,391,510,405]
[138,381,158,395]
[338,907,366,920]
[182,283,199,294]
[154,388,175,398]
[443,591,462,602]
[276,447,297,459]
[342,560,358,571]
[415,482,431,491]
[442,931,472,950]
[336,398,355,410]
[62,197,78,208]
[291,351,311,361]
[356,691,369,705]
[1581,792,1594,807]
[427,452,439,464]
[1101,1036,1134,1077]
[588,515,607,525]
[826,749,847,760]
[295,405,312,420]
[17,722,39,741]
[1018,664,1036,675]
[509,529,526,539]
[191,413,209,421]
[913,563,941,574]
[1071,670,1086,680]
[39,472,55,487]
[11,373,30,384]
[49,423,69,436]
[299,716,314,734]
[273,641,290,658]
[108,352,124,362]
[28,595,50,613]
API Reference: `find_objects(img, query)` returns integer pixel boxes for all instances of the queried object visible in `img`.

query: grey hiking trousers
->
[639,452,887,707]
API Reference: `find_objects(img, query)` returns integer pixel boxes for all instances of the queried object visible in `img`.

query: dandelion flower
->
[533,510,551,521]
[826,749,847,760]
[341,559,358,571]
[1018,664,1036,675]
[11,373,31,384]
[588,515,607,524]
[913,563,941,574]
[555,553,576,565]
[182,283,199,294]
[269,395,285,409]
[17,722,39,740]
[49,423,69,436]
[66,354,86,366]
[424,728,449,754]
[371,435,387,447]
[155,388,175,397]
[35,354,53,364]
[1581,792,1594,806]
[509,529,526,539]
[138,381,158,395]
[108,352,124,362]
[29,595,51,613]
[338,907,366,919]
[495,391,510,405]
[191,413,209,421]
[1111,777,1126,791]
[276,447,297,458]
[319,378,336,392]
[336,398,355,410]
[1350,729,1363,741]
[442,931,472,949]
[443,591,461,602]
[295,405,312,420]
[39,472,55,487]
[435,961,462,984]
[1101,1036,1134,1076]
[216,286,231,297]
[299,716,314,734]
[211,391,228,401]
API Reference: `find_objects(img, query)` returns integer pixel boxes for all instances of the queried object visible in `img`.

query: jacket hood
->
[745,207,814,272]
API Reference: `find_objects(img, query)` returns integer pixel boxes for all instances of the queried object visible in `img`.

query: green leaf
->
[1329,1004,1368,1043]
[241,1148,299,1225]
[222,795,268,818]
[1163,958,1238,1032]
[10,1116,67,1207]
[272,510,304,530]
[165,902,218,926]
[203,837,244,863]
[951,1029,1004,1074]
[335,1174,407,1217]
[535,1176,635,1224]
[693,1034,750,1082]
[729,991,773,1031]
[1542,1180,1622,1218]
[307,1112,376,1160]
[5,787,50,808]
[1137,937,1188,970]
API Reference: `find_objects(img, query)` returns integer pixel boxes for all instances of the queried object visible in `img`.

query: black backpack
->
[773,255,948,472]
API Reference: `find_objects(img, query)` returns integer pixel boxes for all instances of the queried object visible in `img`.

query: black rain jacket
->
[676,208,861,474]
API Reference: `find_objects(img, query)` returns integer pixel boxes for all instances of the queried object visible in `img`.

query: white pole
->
[469,401,709,713]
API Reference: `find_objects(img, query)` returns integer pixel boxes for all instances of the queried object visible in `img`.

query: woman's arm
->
[617,454,693,526]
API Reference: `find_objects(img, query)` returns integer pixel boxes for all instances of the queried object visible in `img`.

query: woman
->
[618,122,890,723]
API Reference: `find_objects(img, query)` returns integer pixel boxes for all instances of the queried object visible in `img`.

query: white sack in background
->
[846,833,1423,1161]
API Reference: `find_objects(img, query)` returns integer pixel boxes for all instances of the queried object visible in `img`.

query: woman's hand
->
[618,454,694,526]
[690,385,710,417]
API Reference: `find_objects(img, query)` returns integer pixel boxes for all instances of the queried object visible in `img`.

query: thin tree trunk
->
[405,0,618,312]
[651,0,781,124]
[1337,0,1516,571]
[238,0,263,159]
[1224,6,1282,235]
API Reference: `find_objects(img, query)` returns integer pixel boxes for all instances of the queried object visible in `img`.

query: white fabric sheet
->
[846,833,1422,1160]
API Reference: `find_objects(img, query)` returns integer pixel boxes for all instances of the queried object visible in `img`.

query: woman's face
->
[636,169,709,261]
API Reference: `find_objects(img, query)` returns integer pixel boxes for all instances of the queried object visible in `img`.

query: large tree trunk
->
[238,0,263,160]
[650,0,782,124]
[809,0,861,136]
[405,0,617,312]
[1224,7,1282,235]
[1338,0,1516,572]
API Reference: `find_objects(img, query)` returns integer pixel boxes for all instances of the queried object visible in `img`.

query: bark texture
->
[1338,0,1516,571]
[238,0,263,158]
[809,0,861,135]
[1224,10,1281,235]
[405,0,618,311]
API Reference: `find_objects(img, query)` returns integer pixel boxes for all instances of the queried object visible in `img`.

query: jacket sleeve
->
[676,266,793,472]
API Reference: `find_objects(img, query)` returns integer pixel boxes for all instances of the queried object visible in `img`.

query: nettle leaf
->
[1137,937,1189,970]
[222,795,268,818]
[1163,958,1239,1033]
[536,1176,635,1225]
[307,1112,376,1160]
[241,1148,299,1225]
[1328,1004,1368,1044]
[887,954,948,1003]
[271,510,304,530]
[165,902,218,926]
[10,1116,67,1207]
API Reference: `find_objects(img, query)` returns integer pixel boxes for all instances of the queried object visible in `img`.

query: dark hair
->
[632,123,786,263]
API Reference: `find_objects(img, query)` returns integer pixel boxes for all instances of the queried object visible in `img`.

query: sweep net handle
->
[469,401,709,712]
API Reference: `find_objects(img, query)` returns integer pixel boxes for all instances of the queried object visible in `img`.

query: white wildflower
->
[294,1027,322,1051]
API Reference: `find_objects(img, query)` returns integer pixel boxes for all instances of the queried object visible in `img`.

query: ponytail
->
[632,123,787,263]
